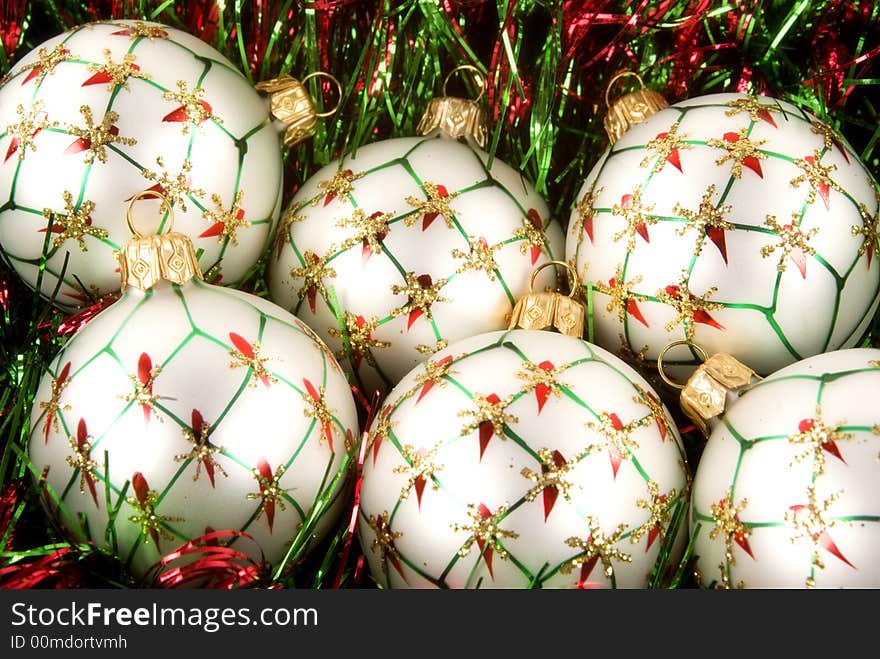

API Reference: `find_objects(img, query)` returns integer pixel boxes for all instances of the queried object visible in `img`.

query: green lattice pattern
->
[0,20,280,308]
[28,278,356,578]
[271,133,563,394]
[568,93,880,376]
[358,329,689,589]
[690,349,880,588]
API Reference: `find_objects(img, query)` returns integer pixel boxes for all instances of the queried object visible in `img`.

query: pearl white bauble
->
[0,20,282,309]
[358,329,689,589]
[690,348,880,588]
[29,276,357,579]
[268,133,565,394]
[566,92,880,379]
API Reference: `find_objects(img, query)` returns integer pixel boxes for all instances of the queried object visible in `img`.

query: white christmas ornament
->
[357,272,689,588]
[268,75,564,395]
[0,19,285,310]
[28,196,358,579]
[687,347,880,589]
[566,85,880,379]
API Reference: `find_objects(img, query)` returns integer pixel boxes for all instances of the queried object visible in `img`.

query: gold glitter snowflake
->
[452,503,519,560]
[290,250,337,304]
[314,168,364,205]
[390,273,449,320]
[451,237,503,280]
[593,265,644,324]
[724,96,781,123]
[706,128,767,179]
[629,481,676,546]
[611,185,657,253]
[673,184,733,256]
[174,417,227,483]
[20,44,71,85]
[42,191,106,251]
[86,49,150,91]
[337,209,393,254]
[140,157,205,211]
[6,101,55,160]
[562,517,632,579]
[65,433,98,497]
[655,272,723,340]
[790,150,845,206]
[163,80,217,134]
[394,443,444,501]
[787,413,852,476]
[760,213,819,272]
[65,105,136,164]
[459,393,518,438]
[709,491,751,565]
[127,488,182,544]
[640,122,692,172]
[404,182,460,229]
[521,448,576,503]
[367,513,403,574]
[202,190,249,245]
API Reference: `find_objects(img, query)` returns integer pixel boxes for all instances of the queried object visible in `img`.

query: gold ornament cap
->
[118,190,203,292]
[603,71,669,144]
[508,261,585,337]
[417,65,489,148]
[255,72,342,148]
[657,340,760,437]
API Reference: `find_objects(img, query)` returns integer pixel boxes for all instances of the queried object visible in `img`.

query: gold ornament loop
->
[301,71,343,118]
[604,70,646,109]
[529,260,577,298]
[443,64,486,103]
[656,339,709,390]
[125,189,175,238]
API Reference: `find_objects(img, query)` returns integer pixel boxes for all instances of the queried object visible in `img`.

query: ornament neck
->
[117,190,203,293]
[255,72,341,148]
[508,261,585,337]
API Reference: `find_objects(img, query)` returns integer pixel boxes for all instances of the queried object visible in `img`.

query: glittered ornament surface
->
[0,20,283,309]
[268,133,565,395]
[566,93,880,379]
[690,348,880,588]
[357,329,689,589]
[29,272,357,579]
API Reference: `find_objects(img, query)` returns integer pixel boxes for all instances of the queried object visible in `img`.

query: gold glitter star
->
[408,354,456,401]
[632,383,675,442]
[724,96,781,123]
[594,265,645,324]
[451,236,503,280]
[706,128,767,179]
[127,487,182,544]
[289,250,337,304]
[584,411,650,475]
[337,209,393,254]
[785,485,851,580]
[673,184,733,257]
[302,382,337,447]
[140,157,205,211]
[709,491,752,565]
[20,44,71,85]
[65,432,98,497]
[390,273,449,321]
[512,215,547,256]
[162,80,217,134]
[640,122,693,172]
[655,272,724,340]
[41,191,106,251]
[86,49,150,91]
[367,512,404,575]
[790,149,845,206]
[314,168,364,206]
[246,464,290,519]
[404,182,460,229]
[113,21,170,39]
[328,312,390,368]
[573,181,602,247]
[394,442,444,502]
[229,338,277,388]
[786,413,852,476]
[515,360,570,402]
[760,213,819,273]
[562,517,632,579]
[629,481,677,547]
[611,186,657,253]
[451,503,519,560]
[202,190,249,245]
[459,393,518,439]
[521,448,576,503]
[122,360,161,416]
[65,105,136,164]
[38,362,72,441]
[852,204,879,261]
[6,101,55,160]
[174,413,227,484]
